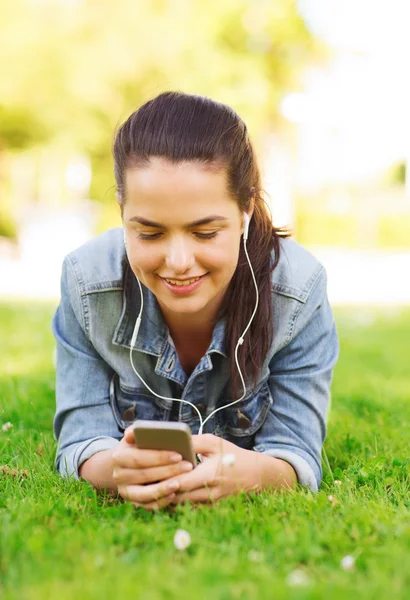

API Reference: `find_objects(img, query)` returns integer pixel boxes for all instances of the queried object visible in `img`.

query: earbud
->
[123,230,127,248]
[243,212,250,241]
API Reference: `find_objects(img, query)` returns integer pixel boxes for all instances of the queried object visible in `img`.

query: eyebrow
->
[128,215,229,228]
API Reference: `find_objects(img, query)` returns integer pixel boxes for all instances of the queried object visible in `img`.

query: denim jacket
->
[52,227,339,492]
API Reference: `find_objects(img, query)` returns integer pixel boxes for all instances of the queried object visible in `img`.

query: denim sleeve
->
[52,256,121,479]
[253,268,339,492]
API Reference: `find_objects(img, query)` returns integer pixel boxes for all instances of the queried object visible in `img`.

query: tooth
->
[165,277,200,286]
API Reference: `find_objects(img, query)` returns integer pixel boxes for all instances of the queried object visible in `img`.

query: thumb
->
[123,425,136,444]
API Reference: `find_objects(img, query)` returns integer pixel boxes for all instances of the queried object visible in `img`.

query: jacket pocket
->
[109,374,168,432]
[215,382,272,449]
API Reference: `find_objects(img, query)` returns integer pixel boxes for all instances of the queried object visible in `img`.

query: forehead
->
[124,158,235,211]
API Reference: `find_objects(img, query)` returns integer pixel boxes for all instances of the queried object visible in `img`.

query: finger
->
[121,478,181,504]
[113,461,193,485]
[167,466,220,494]
[134,492,177,512]
[172,486,221,505]
[112,446,182,469]
[124,426,138,444]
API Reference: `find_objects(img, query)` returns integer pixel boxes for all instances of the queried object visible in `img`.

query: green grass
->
[1,301,409,600]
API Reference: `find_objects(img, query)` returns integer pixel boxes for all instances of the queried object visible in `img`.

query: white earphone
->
[243,211,250,241]
[126,211,258,436]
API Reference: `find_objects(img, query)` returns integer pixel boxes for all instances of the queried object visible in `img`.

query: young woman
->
[52,91,339,511]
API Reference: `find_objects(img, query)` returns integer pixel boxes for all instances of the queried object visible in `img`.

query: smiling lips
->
[159,272,209,286]
[163,276,202,286]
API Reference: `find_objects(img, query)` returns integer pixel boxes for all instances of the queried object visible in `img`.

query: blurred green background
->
[0,0,321,236]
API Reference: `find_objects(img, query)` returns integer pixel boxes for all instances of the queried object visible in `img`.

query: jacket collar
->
[112,263,227,358]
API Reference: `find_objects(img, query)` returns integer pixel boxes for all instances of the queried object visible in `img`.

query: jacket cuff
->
[57,436,120,479]
[253,446,319,492]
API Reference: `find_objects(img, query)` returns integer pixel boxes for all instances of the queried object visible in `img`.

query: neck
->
[158,294,225,344]
[161,308,215,343]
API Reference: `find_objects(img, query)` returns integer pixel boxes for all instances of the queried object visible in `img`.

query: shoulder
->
[64,227,126,293]
[266,237,329,355]
[272,236,325,304]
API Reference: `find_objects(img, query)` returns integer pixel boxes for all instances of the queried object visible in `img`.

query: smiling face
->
[122,158,248,327]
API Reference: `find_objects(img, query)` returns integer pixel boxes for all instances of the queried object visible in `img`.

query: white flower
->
[221,453,236,466]
[1,422,13,432]
[248,550,264,563]
[93,555,105,568]
[334,480,342,486]
[327,494,340,507]
[286,569,310,586]
[173,529,191,551]
[341,555,355,571]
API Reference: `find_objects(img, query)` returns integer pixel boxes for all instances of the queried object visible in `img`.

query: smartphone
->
[132,420,197,467]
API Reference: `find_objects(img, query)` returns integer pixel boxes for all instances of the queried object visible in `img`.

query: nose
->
[165,235,195,274]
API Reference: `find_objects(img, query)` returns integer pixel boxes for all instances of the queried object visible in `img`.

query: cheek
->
[129,247,160,275]
[210,240,240,274]
[201,235,241,269]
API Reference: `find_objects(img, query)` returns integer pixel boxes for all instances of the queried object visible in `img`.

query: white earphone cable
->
[127,217,258,436]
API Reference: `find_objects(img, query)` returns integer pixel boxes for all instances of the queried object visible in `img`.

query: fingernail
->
[168,481,180,491]
[180,462,193,472]
[170,454,182,463]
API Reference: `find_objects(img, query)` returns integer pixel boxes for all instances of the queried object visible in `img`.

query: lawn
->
[0,301,409,600]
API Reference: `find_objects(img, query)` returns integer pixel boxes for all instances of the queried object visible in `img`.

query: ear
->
[248,187,256,217]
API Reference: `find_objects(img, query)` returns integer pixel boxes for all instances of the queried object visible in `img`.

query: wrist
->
[79,448,118,493]
[253,452,297,491]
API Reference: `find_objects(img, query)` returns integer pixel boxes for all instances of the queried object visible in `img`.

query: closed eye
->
[136,231,219,241]
[194,231,219,239]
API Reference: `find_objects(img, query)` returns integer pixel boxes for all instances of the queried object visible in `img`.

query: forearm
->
[255,453,298,492]
[78,448,118,494]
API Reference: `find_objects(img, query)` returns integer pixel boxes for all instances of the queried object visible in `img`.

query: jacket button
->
[122,404,136,421]
[195,404,206,417]
[237,410,251,429]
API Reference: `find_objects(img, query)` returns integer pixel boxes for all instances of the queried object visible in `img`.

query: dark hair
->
[113,91,290,398]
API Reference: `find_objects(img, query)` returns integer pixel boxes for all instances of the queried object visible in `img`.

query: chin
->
[161,297,210,315]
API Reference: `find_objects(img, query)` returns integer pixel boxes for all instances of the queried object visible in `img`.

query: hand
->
[111,425,194,511]
[168,434,264,505]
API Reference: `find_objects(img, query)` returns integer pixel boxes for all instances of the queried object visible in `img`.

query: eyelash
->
[136,232,219,241]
